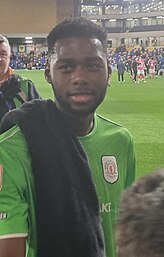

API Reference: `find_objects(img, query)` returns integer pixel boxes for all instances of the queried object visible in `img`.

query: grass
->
[16,69,54,99]
[16,69,164,178]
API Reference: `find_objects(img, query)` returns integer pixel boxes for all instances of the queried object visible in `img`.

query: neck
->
[54,102,94,136]
[71,116,94,136]
[64,112,94,136]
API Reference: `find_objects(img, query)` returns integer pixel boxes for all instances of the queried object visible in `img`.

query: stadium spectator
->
[9,45,164,73]
[0,34,40,121]
[116,168,164,257]
[125,56,133,76]
[0,17,136,257]
[144,57,150,76]
[155,58,160,77]
[159,53,164,67]
[148,57,156,79]
[117,58,126,83]
[137,57,146,83]
[131,57,138,83]
[108,62,112,86]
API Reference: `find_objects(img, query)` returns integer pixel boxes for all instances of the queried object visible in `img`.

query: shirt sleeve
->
[125,133,136,188]
[0,142,29,238]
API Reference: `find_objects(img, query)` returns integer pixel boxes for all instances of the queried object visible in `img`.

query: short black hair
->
[47,17,107,54]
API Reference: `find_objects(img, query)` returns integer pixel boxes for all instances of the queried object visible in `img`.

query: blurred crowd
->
[10,50,48,70]
[108,45,164,70]
[10,46,164,77]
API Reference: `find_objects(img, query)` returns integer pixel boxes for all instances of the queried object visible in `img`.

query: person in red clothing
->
[148,57,156,79]
[137,57,146,83]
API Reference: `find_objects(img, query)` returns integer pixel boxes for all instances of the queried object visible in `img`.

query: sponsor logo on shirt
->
[0,165,3,191]
[100,202,111,213]
[102,156,118,183]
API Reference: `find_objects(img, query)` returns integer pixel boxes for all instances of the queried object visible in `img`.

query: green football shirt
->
[79,114,136,257]
[0,113,135,257]
[0,126,36,257]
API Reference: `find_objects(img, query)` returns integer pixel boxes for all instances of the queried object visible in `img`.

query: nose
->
[71,66,89,85]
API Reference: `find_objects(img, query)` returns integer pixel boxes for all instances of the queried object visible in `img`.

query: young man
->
[116,168,164,257]
[0,34,40,121]
[0,18,136,257]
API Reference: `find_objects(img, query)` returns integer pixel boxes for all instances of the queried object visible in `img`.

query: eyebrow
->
[56,58,73,63]
[56,56,104,63]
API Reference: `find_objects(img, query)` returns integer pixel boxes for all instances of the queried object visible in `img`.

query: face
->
[0,42,10,75]
[45,37,109,117]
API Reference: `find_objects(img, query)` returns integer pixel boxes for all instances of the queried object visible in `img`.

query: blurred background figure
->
[131,57,138,83]
[0,34,40,122]
[117,58,126,83]
[148,57,156,79]
[116,168,164,257]
[137,56,146,83]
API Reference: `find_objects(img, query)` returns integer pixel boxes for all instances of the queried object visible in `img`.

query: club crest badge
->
[0,165,3,191]
[102,156,118,183]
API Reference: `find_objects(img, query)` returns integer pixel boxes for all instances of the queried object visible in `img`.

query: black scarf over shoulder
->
[0,99,105,257]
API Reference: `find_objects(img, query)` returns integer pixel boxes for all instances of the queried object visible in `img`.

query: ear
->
[44,61,52,84]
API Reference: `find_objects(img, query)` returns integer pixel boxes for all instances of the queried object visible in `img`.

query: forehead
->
[0,42,10,53]
[53,37,105,58]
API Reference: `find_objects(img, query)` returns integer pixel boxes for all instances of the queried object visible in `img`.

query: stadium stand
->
[130,24,164,32]
[81,0,164,48]
[0,0,163,68]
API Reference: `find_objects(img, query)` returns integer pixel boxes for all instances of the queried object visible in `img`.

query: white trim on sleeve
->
[0,233,28,239]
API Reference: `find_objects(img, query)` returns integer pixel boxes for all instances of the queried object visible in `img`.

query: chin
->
[70,106,96,116]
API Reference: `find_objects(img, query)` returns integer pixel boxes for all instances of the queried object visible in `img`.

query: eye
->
[0,53,8,59]
[87,63,102,71]
[58,64,74,72]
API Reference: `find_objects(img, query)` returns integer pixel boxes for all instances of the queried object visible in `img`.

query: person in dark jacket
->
[117,59,125,83]
[0,34,40,121]
[131,57,138,83]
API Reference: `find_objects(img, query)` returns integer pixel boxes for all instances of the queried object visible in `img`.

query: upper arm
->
[0,237,26,257]
[0,137,29,248]
[125,134,136,188]
[0,159,29,237]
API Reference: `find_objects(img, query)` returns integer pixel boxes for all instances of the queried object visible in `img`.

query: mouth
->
[69,91,94,103]
[70,94,93,103]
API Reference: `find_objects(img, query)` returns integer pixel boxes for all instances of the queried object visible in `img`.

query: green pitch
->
[16,69,164,178]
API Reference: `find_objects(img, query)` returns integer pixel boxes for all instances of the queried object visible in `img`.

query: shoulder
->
[0,125,29,157]
[95,113,134,141]
[0,126,33,208]
[9,74,30,91]
[15,74,33,85]
[12,73,40,99]
[95,113,123,128]
[12,74,35,87]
